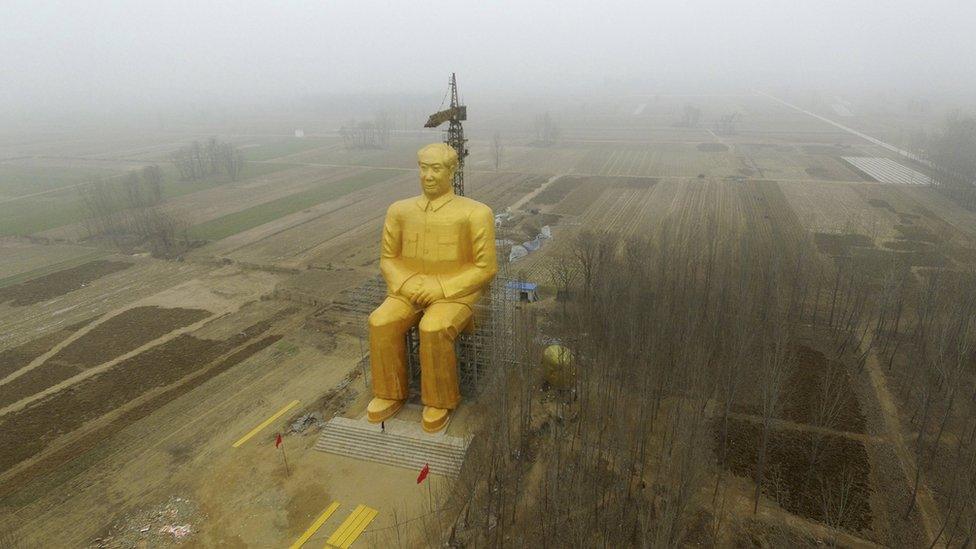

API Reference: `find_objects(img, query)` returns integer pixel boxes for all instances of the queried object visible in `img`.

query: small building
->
[506,281,539,303]
[294,129,305,138]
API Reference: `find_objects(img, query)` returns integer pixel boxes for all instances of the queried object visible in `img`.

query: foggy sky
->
[3,0,975,116]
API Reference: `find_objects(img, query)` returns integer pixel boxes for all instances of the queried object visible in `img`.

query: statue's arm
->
[438,205,498,299]
[379,205,418,294]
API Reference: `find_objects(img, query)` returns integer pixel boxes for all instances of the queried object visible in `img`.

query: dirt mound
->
[0,307,210,408]
[0,260,132,307]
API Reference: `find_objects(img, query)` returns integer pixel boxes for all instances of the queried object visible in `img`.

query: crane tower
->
[424,73,468,196]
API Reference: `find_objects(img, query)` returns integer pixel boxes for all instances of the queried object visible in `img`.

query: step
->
[313,417,472,478]
[315,432,464,469]
[316,441,462,477]
[317,429,468,460]
[328,417,469,452]
[316,437,463,477]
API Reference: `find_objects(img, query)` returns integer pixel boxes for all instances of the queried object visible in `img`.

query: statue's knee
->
[369,308,397,330]
[419,315,451,337]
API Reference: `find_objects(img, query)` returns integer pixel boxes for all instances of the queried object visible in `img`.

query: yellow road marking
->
[324,504,378,548]
[231,399,299,448]
[289,502,340,549]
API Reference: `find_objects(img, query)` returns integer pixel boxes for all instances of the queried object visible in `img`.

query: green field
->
[188,169,398,241]
[0,164,117,199]
[0,162,295,237]
[242,137,334,161]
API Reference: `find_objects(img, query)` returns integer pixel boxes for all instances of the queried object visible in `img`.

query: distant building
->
[294,129,305,138]
[506,281,539,302]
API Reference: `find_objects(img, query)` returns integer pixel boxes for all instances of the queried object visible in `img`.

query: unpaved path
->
[863,344,943,546]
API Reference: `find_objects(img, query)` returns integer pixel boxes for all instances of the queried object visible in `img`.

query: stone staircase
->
[313,415,471,478]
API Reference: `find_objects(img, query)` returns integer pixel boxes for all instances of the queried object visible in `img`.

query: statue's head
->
[417,143,458,199]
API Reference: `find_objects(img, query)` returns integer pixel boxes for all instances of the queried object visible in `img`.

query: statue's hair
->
[418,143,459,170]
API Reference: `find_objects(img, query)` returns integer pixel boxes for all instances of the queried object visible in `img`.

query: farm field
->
[2,91,976,547]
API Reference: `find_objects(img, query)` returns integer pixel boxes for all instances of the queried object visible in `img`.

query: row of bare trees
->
[370,179,976,545]
[339,112,393,149]
[420,197,856,546]
[870,267,976,546]
[79,166,191,258]
[170,137,244,181]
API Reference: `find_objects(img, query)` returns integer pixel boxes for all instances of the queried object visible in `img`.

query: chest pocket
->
[402,232,419,258]
[437,234,459,261]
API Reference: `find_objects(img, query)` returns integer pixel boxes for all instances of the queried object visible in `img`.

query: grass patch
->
[0,162,296,237]
[189,169,398,241]
[242,138,333,161]
[0,164,116,198]
[0,249,109,289]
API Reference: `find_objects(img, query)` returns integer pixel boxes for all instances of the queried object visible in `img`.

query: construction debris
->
[90,495,201,548]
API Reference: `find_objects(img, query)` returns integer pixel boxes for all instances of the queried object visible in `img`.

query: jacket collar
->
[416,191,455,212]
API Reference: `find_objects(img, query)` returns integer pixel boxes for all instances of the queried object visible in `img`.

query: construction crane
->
[425,73,468,196]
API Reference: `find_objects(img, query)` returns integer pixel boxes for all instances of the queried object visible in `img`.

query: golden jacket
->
[380,191,497,306]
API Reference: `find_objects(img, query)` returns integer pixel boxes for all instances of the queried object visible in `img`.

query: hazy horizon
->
[3,0,975,118]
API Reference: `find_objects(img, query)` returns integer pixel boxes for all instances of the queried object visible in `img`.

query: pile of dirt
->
[813,233,874,256]
[0,260,132,307]
[0,307,210,409]
[718,417,873,533]
[697,142,729,152]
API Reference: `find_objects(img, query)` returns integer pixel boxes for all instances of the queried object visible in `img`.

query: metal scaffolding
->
[326,271,515,399]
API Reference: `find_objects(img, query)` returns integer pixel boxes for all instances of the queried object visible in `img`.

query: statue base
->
[313,412,470,477]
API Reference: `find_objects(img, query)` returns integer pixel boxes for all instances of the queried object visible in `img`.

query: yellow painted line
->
[231,399,299,448]
[325,504,377,548]
[289,502,340,549]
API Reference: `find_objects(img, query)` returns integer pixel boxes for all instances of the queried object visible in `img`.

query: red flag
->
[275,433,283,448]
[416,463,430,484]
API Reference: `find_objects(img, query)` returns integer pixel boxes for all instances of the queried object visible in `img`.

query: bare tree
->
[491,131,503,171]
[534,112,560,146]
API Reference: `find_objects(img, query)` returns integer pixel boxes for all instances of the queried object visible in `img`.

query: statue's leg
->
[368,297,420,402]
[417,302,473,411]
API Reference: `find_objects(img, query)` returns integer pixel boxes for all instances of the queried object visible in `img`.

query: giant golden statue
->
[367,143,497,433]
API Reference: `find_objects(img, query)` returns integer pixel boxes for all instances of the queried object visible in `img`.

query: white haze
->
[2,0,975,117]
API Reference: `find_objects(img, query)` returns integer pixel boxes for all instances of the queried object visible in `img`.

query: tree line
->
[170,137,245,181]
[79,165,191,258]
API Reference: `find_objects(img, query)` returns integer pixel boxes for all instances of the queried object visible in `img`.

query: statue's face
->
[418,150,455,199]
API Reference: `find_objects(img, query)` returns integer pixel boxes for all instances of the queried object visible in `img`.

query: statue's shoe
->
[367,397,404,423]
[422,406,451,433]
